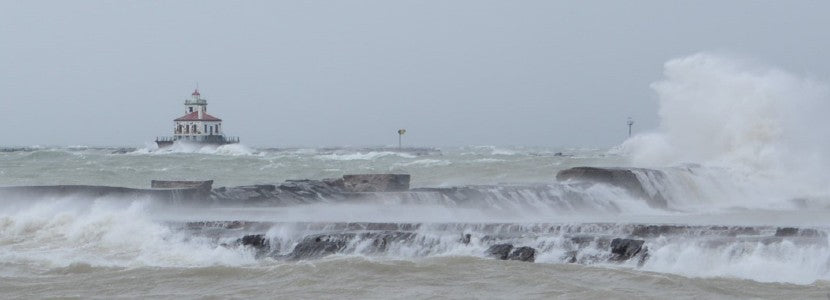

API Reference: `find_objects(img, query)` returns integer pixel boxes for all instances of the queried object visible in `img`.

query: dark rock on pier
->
[508,246,536,262]
[287,234,353,260]
[240,234,269,249]
[460,233,472,245]
[486,244,536,262]
[487,244,514,260]
[563,251,578,263]
[775,227,799,237]
[610,238,646,261]
[775,227,824,237]
[238,234,271,258]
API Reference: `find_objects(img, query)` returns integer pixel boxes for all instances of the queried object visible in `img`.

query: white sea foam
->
[619,53,830,209]
[130,141,257,156]
[315,151,416,161]
[0,196,256,269]
[471,158,506,163]
[394,159,452,167]
[642,237,830,284]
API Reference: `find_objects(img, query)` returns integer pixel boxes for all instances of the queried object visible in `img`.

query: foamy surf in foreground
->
[1,194,829,285]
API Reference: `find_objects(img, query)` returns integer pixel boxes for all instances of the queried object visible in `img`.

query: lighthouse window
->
[189,107,193,113]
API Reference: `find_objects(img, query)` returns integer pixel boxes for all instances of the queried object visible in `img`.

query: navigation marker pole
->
[397,129,406,150]
[627,117,634,138]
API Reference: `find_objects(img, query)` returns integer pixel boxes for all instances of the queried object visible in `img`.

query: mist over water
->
[3,54,830,298]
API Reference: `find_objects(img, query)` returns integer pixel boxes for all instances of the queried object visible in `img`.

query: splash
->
[619,53,830,204]
[130,141,257,156]
[623,53,830,170]
[0,196,255,270]
[315,151,416,161]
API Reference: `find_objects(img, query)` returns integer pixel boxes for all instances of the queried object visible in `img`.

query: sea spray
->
[619,53,830,208]
[622,53,830,171]
[0,195,256,270]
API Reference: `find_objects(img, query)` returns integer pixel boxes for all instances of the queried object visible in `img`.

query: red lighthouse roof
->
[175,111,221,121]
[191,89,201,96]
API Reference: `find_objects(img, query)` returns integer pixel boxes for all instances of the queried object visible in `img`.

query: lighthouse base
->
[155,136,240,148]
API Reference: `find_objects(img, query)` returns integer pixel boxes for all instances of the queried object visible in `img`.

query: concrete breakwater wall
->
[0,168,672,209]
[0,174,412,204]
[0,184,210,201]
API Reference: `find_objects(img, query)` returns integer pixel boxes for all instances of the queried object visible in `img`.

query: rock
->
[775,227,824,237]
[563,250,578,263]
[775,227,799,237]
[342,174,410,192]
[556,167,668,208]
[287,234,353,260]
[486,244,514,260]
[240,234,268,249]
[508,246,536,262]
[486,244,536,262]
[460,233,472,245]
[610,238,646,261]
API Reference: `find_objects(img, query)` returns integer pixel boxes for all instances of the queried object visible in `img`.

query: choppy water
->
[2,145,830,299]
[0,145,619,188]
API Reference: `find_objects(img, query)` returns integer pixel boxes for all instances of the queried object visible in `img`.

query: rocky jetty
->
[208,222,731,264]
[193,221,830,267]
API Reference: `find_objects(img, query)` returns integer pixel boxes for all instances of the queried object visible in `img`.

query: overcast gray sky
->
[1,1,828,148]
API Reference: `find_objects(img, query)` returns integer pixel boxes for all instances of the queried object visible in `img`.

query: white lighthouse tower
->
[156,89,239,147]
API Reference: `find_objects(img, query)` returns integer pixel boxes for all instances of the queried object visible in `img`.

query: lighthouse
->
[155,89,239,147]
